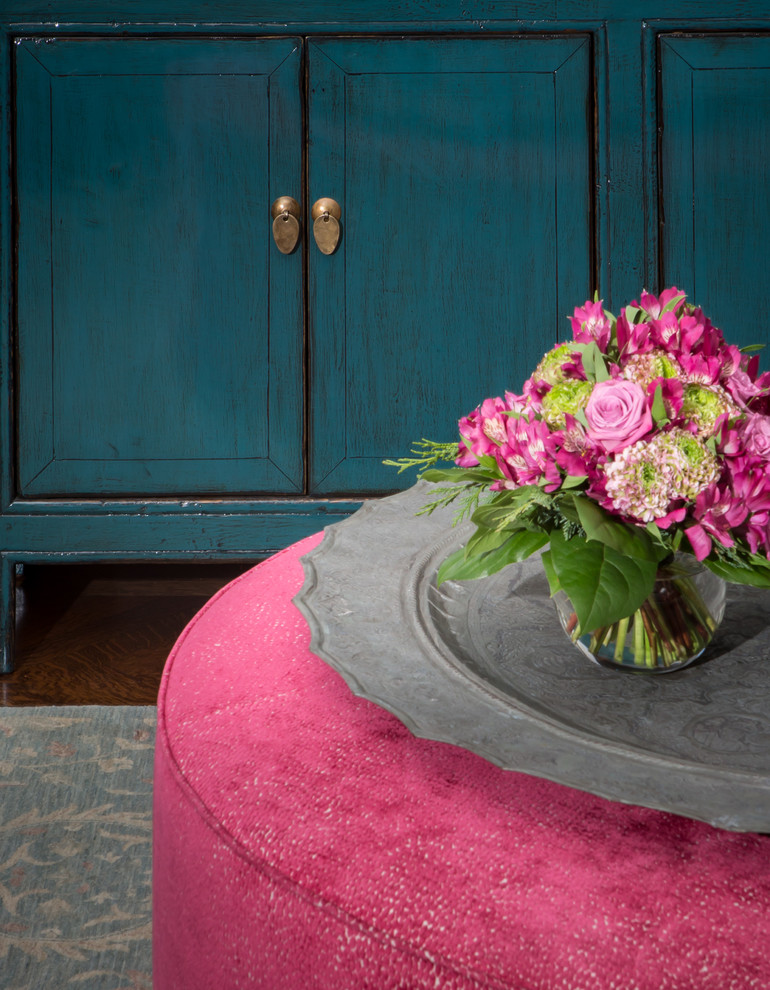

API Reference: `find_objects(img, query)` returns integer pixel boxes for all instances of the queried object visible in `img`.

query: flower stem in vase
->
[613,614,630,662]
[639,606,659,667]
[555,554,726,672]
[677,575,719,638]
[633,609,645,663]
[646,606,673,666]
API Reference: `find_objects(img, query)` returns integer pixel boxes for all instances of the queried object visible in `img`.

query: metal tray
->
[294,483,770,831]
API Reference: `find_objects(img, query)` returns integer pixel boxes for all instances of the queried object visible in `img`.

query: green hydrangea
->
[532,344,576,386]
[541,380,593,427]
[680,382,735,435]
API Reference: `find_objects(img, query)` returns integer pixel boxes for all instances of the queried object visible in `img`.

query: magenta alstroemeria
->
[497,414,561,491]
[724,368,768,410]
[522,374,550,411]
[718,343,743,378]
[700,311,727,351]
[570,299,612,351]
[729,458,770,557]
[678,350,722,385]
[655,506,687,529]
[456,408,485,466]
[646,376,684,420]
[617,312,655,358]
[728,456,770,513]
[749,371,770,415]
[675,314,707,355]
[686,483,748,560]
[553,414,599,478]
[717,419,743,457]
[457,394,526,466]
[638,286,685,319]
[650,311,681,351]
[745,511,770,557]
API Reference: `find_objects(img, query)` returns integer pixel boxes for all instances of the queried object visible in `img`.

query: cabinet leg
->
[1,555,15,674]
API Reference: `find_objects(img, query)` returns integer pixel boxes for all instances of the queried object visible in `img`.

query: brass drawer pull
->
[311,198,341,255]
[271,196,301,254]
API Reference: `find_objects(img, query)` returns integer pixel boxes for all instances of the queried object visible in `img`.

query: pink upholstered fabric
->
[153,533,770,990]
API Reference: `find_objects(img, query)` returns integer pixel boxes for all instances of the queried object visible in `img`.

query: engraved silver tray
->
[294,483,770,831]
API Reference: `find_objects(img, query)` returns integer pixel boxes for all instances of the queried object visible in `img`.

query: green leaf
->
[661,292,686,314]
[574,406,589,429]
[383,439,459,474]
[644,521,670,557]
[476,452,502,474]
[436,530,548,585]
[740,343,766,354]
[382,458,418,474]
[540,548,561,594]
[650,384,669,426]
[558,473,588,490]
[583,341,610,382]
[569,341,610,382]
[421,467,495,484]
[498,529,549,562]
[574,497,666,563]
[548,530,658,630]
[463,525,514,558]
[555,492,580,524]
[436,547,481,584]
[415,484,487,519]
[704,556,770,588]
[471,487,548,531]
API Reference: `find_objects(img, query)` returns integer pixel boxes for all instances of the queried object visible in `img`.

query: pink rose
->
[585,379,653,452]
[741,414,770,458]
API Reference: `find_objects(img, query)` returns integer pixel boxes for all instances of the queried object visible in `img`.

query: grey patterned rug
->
[0,706,154,990]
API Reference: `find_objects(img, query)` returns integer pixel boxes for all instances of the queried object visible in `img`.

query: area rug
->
[0,706,154,990]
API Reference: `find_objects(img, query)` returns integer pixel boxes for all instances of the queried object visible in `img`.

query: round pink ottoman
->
[153,534,770,990]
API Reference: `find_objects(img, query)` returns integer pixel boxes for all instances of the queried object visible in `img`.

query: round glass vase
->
[553,554,727,673]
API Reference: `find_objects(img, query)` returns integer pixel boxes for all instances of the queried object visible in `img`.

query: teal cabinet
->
[307,36,591,493]
[16,38,304,495]
[659,34,770,346]
[14,33,592,499]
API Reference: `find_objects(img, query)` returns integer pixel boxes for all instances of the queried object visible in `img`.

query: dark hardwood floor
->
[1,560,259,706]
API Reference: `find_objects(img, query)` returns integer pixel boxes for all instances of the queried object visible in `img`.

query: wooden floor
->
[1,560,259,706]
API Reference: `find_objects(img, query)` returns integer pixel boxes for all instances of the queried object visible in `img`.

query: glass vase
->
[553,554,727,673]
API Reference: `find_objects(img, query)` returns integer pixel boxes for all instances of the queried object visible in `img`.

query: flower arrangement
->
[388,288,770,669]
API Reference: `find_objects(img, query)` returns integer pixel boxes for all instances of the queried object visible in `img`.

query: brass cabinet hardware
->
[311,197,342,255]
[271,196,301,254]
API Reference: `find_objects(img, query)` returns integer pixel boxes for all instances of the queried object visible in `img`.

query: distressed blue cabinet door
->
[15,38,303,496]
[307,36,592,494]
[660,36,770,349]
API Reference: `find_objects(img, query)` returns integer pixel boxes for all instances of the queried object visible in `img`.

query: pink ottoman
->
[153,534,770,990]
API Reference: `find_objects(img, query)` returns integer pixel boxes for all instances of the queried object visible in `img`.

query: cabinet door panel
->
[308,36,592,494]
[660,36,770,348]
[15,38,303,496]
